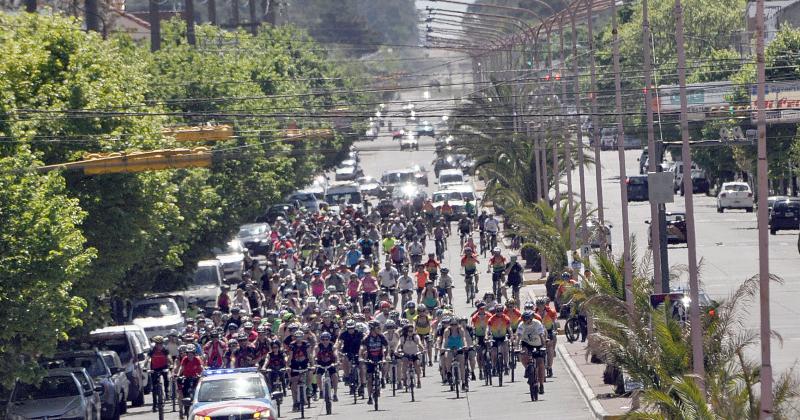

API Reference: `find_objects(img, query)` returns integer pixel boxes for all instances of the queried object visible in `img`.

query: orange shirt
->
[415,271,429,289]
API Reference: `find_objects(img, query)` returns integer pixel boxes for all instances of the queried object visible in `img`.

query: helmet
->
[320,332,332,340]
[182,334,195,342]
[256,325,268,333]
[327,285,337,293]
[493,247,501,253]
[405,301,416,309]
[388,310,400,319]
[385,320,397,329]
[306,296,317,304]
[524,301,535,310]
[151,335,164,344]
[522,311,535,321]
[561,272,571,280]
[441,267,449,273]
[288,322,301,330]
[237,333,248,341]
[227,323,238,330]
[345,320,356,329]
[380,301,391,310]
[293,330,305,338]
[186,345,197,353]
[464,247,472,253]
[400,319,411,328]
[448,317,458,325]
[243,321,254,329]
[282,313,294,321]
[493,306,504,313]
[505,299,515,307]
[168,329,179,337]
[476,302,486,309]
[368,320,381,329]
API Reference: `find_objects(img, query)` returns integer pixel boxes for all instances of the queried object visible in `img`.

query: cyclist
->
[408,237,425,267]
[460,248,480,295]
[377,261,399,308]
[288,330,312,412]
[469,302,490,379]
[261,340,287,391]
[503,300,522,334]
[395,322,424,388]
[202,330,227,369]
[458,317,478,381]
[315,332,339,402]
[437,267,454,305]
[442,316,467,391]
[414,306,434,366]
[440,200,453,221]
[517,310,547,394]
[423,253,441,281]
[464,198,476,218]
[361,321,389,405]
[398,267,415,308]
[148,336,171,411]
[504,255,525,302]
[419,280,439,311]
[536,298,559,378]
[176,346,203,404]
[457,215,472,247]
[487,305,512,374]
[432,223,447,259]
[336,320,365,396]
[382,320,400,380]
[488,248,507,302]
[484,213,500,249]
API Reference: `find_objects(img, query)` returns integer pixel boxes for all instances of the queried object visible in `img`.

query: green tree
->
[0,152,96,386]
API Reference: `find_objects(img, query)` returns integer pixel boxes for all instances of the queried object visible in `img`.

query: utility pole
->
[571,9,588,256]
[85,0,100,33]
[559,18,576,251]
[231,0,240,29]
[641,0,667,292]
[248,0,259,35]
[25,0,36,12]
[586,0,607,251]
[674,0,705,390]
[148,0,161,51]
[185,0,196,45]
[208,0,217,25]
[755,0,773,415]
[611,0,634,305]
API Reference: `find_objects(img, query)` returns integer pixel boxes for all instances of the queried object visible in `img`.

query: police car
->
[187,368,280,420]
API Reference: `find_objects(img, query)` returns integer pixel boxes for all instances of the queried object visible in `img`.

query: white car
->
[213,239,247,282]
[400,134,419,151]
[187,368,279,420]
[432,189,465,219]
[438,168,466,188]
[717,182,754,212]
[334,165,358,181]
[129,297,184,339]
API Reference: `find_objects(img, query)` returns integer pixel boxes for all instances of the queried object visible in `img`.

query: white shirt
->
[517,320,545,347]
[378,267,399,288]
[484,218,499,233]
[408,242,424,256]
[398,274,415,291]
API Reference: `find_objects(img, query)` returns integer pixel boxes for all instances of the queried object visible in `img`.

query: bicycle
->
[292,367,310,419]
[390,354,398,397]
[169,373,177,413]
[448,349,467,399]
[149,370,165,420]
[478,342,492,386]
[491,340,506,387]
[345,354,361,404]
[479,231,487,257]
[178,376,198,420]
[318,366,334,415]
[525,347,546,401]
[434,238,445,261]
[565,312,581,343]
[463,271,476,303]
[364,360,383,411]
[509,341,518,383]
[491,271,504,302]
[487,231,498,250]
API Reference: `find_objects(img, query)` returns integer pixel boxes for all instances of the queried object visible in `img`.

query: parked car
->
[648,211,688,246]
[679,168,710,195]
[670,161,702,193]
[213,239,247,282]
[391,128,406,140]
[437,168,466,188]
[45,350,128,420]
[257,203,296,224]
[400,133,419,151]
[435,135,453,151]
[381,169,416,192]
[286,191,322,212]
[334,164,358,181]
[236,223,271,255]
[626,175,649,202]
[99,351,130,417]
[129,296,184,340]
[769,197,800,234]
[89,326,150,407]
[622,135,642,149]
[6,370,100,420]
[67,368,103,420]
[182,260,225,314]
[324,182,363,212]
[581,219,613,251]
[716,182,754,212]
[600,127,617,150]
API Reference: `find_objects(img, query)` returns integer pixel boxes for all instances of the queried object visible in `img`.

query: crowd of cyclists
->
[147,201,567,415]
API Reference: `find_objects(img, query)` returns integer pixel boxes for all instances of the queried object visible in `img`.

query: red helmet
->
[380,301,391,310]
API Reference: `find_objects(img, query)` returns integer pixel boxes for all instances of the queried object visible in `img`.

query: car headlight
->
[194,415,210,420]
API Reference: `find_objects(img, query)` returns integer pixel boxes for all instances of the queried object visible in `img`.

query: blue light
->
[202,367,259,377]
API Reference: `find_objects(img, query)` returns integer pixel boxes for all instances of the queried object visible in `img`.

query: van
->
[325,182,363,211]
[183,260,225,313]
[600,127,617,150]
[438,169,466,187]
[89,326,151,407]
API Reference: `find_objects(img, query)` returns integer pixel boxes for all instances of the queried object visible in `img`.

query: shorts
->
[476,336,487,348]
[464,267,477,277]
[290,360,309,377]
[491,336,506,346]
[521,342,544,352]
[400,353,419,362]
[364,358,383,374]
[437,287,449,297]
[315,364,337,376]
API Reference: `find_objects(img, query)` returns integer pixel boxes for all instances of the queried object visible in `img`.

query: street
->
[123,87,593,420]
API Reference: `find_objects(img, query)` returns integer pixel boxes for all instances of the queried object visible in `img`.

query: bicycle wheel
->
[421,353,427,377]
[299,385,305,419]
[171,378,177,412]
[352,372,358,405]
[156,381,164,420]
[391,364,396,397]
[409,371,415,402]
[529,363,539,401]
[510,353,516,383]
[324,380,332,415]
[496,353,504,387]
[453,365,460,399]
[373,374,380,411]
[565,318,581,343]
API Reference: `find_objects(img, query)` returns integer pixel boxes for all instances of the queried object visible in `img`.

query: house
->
[746,0,800,46]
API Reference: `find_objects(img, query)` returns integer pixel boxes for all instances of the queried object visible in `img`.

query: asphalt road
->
[573,141,800,375]
[123,86,593,419]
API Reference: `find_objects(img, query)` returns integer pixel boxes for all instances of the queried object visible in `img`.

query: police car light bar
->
[202,367,259,377]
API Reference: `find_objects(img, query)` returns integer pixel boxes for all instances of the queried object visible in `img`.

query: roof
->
[438,169,464,176]
[200,368,263,380]
[197,259,222,267]
[90,325,145,334]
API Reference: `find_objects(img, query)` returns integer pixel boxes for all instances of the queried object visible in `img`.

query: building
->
[746,0,800,46]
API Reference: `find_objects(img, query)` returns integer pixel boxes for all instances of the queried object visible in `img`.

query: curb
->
[522,278,547,286]
[557,341,609,420]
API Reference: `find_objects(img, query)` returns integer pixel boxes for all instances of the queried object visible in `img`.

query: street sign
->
[647,172,674,203]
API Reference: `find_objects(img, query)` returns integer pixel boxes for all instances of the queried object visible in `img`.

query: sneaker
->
[524,370,528,379]
[292,403,299,412]
[547,368,553,378]
[367,398,373,405]
[539,384,544,394]
[417,381,421,389]
[471,372,476,381]
[333,394,339,402]
[428,361,433,367]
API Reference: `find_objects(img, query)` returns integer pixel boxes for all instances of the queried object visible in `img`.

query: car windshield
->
[237,225,267,238]
[101,355,118,369]
[460,192,476,201]
[382,172,414,184]
[197,377,267,402]
[433,192,461,202]
[440,174,463,184]
[325,193,362,205]
[13,376,80,401]
[92,337,130,362]
[132,301,178,318]
[628,177,647,185]
[193,266,220,287]
[666,214,685,223]
[724,184,749,192]
[57,356,107,377]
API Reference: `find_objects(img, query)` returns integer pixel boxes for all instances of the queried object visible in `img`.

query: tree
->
[0,152,95,386]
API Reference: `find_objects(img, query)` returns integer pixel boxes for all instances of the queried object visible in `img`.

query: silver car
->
[7,370,100,420]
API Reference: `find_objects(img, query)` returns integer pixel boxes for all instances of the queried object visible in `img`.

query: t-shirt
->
[471,311,489,337]
[398,275,415,291]
[362,334,388,360]
[517,320,545,347]
[378,267,399,288]
[339,330,364,355]
[180,356,203,377]
[505,262,524,285]
[289,341,310,361]
[415,271,429,289]
[316,343,337,365]
[504,308,522,330]
[149,347,170,370]
[487,313,511,338]
[489,255,507,272]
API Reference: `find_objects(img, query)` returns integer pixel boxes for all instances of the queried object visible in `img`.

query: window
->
[723,184,749,192]
[60,356,107,377]
[132,301,178,318]
[13,376,80,401]
[193,266,221,287]
[197,377,266,402]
